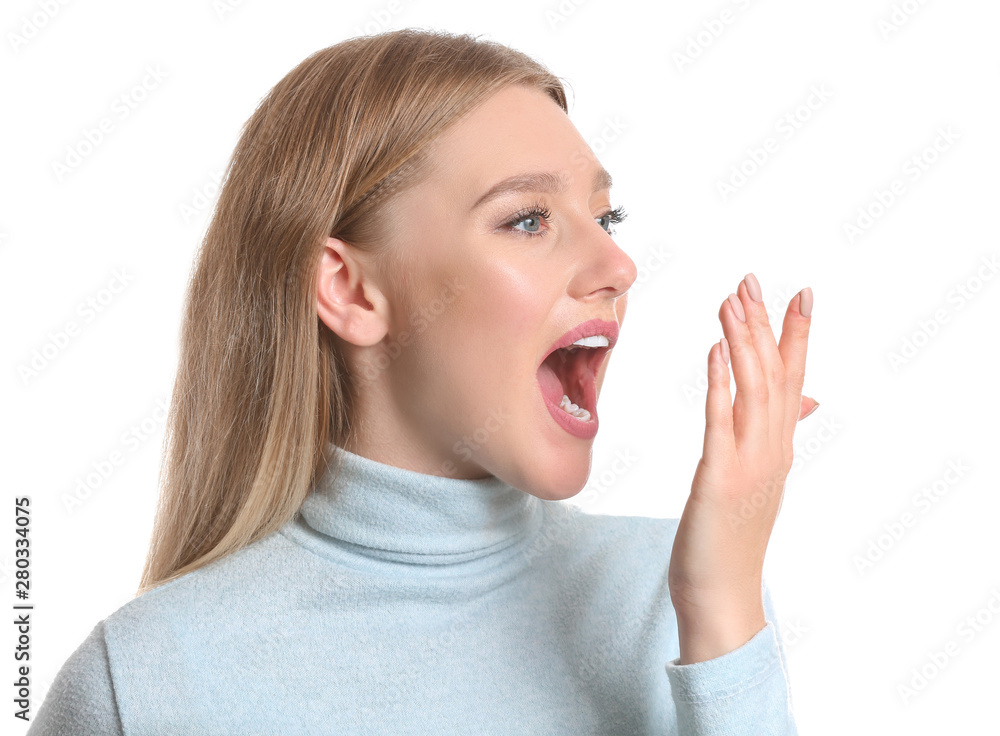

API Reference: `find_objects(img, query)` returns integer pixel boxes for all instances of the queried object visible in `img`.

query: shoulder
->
[107,526,303,625]
[87,528,312,667]
[50,529,308,730]
[538,504,788,615]
[26,532,295,735]
[28,619,122,736]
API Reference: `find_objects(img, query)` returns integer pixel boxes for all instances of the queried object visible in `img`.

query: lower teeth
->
[558,394,591,421]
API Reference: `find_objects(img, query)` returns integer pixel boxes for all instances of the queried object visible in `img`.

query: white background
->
[4,0,999,733]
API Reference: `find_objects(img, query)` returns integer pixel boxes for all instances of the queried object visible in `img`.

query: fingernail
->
[798,287,813,318]
[744,273,763,302]
[720,337,730,365]
[728,293,746,322]
[802,401,819,419]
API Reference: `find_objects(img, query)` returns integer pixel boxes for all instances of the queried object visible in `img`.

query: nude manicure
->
[744,273,763,302]
[728,293,746,322]
[798,287,813,318]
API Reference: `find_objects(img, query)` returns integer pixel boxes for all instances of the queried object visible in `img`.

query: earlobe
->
[316,237,389,347]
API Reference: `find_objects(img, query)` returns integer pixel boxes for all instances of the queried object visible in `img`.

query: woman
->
[30,28,814,734]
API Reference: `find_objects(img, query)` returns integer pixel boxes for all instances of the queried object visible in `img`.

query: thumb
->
[798,395,819,420]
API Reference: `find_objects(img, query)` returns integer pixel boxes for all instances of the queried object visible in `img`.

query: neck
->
[294,443,545,565]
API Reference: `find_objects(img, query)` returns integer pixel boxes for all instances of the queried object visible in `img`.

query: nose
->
[572,218,638,302]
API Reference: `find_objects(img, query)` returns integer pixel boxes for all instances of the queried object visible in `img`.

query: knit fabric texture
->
[28,445,798,735]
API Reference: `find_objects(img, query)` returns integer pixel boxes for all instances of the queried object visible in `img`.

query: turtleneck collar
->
[294,444,545,565]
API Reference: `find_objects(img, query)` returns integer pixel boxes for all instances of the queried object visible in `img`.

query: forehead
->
[418,85,599,197]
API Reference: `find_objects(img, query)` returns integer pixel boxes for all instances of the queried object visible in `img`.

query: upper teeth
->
[567,335,609,351]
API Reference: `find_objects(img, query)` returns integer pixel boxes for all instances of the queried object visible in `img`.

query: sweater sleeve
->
[663,579,798,735]
[26,619,124,736]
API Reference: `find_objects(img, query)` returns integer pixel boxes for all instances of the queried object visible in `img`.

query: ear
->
[316,237,390,347]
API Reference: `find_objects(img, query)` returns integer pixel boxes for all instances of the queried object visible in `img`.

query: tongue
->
[537,360,566,406]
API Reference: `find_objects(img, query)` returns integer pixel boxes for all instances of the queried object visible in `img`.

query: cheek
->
[430,261,552,402]
[471,262,547,334]
[424,251,552,341]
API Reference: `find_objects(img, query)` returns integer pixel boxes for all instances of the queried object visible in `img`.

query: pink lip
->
[540,318,620,365]
[536,318,620,440]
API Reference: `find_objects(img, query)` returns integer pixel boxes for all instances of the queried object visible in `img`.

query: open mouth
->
[536,345,610,423]
[535,318,618,439]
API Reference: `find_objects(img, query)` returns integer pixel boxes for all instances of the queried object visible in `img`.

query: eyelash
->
[501,201,628,238]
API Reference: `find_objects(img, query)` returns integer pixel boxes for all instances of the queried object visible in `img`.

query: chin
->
[522,454,593,502]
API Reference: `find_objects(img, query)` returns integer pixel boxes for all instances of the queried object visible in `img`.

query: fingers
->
[702,338,735,467]
[735,275,786,450]
[718,290,768,460]
[778,288,813,446]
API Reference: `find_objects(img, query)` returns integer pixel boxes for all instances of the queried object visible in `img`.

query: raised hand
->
[668,273,814,664]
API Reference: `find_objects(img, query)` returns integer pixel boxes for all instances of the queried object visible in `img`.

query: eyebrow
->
[471,167,614,210]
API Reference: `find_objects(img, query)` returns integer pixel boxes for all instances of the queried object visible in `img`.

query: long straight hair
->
[137,29,568,595]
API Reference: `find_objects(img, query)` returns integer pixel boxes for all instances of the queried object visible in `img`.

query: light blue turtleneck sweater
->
[28,446,798,734]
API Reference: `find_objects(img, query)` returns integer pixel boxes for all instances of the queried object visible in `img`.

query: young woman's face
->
[345,84,637,500]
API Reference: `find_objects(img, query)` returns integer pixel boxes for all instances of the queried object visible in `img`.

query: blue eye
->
[505,205,551,236]
[598,205,628,235]
[502,203,628,238]
[520,214,544,232]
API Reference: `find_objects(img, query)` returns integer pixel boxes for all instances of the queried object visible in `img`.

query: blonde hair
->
[137,29,568,595]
